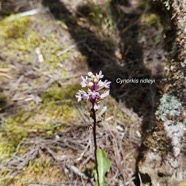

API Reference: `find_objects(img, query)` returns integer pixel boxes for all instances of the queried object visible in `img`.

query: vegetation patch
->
[141,13,160,26]
[41,83,82,102]
[0,14,72,69]
[3,155,64,186]
[0,83,81,160]
[0,114,29,160]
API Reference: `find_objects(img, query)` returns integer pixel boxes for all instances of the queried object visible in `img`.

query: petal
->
[98,80,104,87]
[88,72,93,77]
[94,103,100,110]
[77,97,82,102]
[81,76,87,87]
[81,75,86,81]
[82,93,89,100]
[91,91,100,99]
[87,82,94,88]
[99,71,104,78]
[100,90,109,99]
[81,81,87,87]
[75,93,82,102]
[96,80,105,91]
[104,81,111,88]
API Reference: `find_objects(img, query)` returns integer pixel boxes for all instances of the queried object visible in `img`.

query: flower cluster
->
[76,71,111,110]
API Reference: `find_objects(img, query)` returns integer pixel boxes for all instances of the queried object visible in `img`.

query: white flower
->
[88,72,94,77]
[96,71,104,79]
[81,76,88,87]
[100,90,110,99]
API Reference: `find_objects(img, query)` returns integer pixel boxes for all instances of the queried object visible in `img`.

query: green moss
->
[0,117,28,160]
[39,34,63,67]
[0,94,78,160]
[141,13,160,26]
[179,181,186,186]
[1,83,81,139]
[0,141,15,160]
[0,167,9,186]
[6,156,64,186]
[41,83,82,102]
[27,31,41,47]
[0,63,9,68]
[0,16,33,64]
[27,156,51,174]
[2,118,28,141]
[0,15,71,67]
[0,15,30,39]
[38,103,77,123]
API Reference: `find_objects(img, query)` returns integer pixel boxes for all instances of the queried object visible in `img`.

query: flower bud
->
[98,81,104,87]
[93,78,98,83]
[88,72,94,77]
[87,82,94,87]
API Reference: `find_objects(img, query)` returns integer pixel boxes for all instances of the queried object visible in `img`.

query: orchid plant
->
[76,71,111,110]
[76,71,111,186]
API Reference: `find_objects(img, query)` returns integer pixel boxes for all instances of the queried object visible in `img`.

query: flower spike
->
[76,71,111,110]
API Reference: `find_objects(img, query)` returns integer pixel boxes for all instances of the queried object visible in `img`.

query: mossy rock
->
[0,14,73,68]
[0,15,30,39]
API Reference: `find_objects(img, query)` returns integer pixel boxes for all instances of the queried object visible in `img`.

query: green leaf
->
[94,148,111,186]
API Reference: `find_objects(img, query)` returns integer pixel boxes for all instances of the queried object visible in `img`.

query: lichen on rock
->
[155,94,182,121]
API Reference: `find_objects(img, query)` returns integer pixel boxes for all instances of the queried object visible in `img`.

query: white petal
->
[82,93,89,100]
[94,104,100,110]
[75,94,82,102]
[81,75,86,81]
[80,76,87,87]
[100,90,109,99]
[81,81,87,87]
[104,81,111,88]
[88,72,93,77]
[98,80,104,87]
[99,71,104,78]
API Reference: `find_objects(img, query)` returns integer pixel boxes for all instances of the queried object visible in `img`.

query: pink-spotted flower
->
[76,71,111,110]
